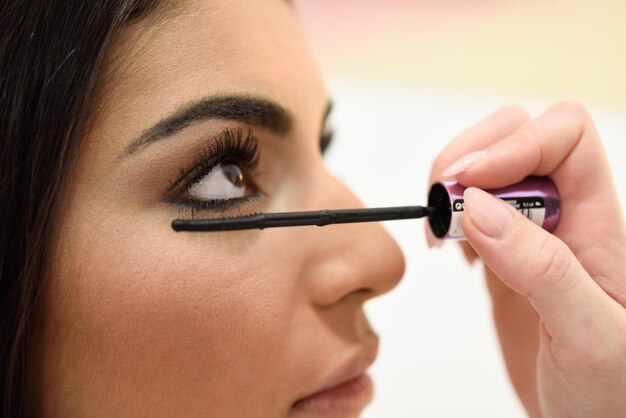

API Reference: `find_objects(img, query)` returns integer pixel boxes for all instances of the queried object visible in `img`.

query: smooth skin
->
[35,1,404,417]
[429,103,626,418]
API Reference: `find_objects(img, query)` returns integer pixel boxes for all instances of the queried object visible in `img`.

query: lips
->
[292,339,379,415]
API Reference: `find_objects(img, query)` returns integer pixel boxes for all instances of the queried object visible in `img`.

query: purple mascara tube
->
[427,176,561,240]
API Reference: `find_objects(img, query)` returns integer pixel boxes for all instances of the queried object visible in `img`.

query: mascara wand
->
[172,206,435,232]
[171,177,561,239]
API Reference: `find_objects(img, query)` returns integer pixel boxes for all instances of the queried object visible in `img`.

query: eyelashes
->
[167,128,263,218]
[167,124,335,218]
[177,127,260,191]
[320,127,333,155]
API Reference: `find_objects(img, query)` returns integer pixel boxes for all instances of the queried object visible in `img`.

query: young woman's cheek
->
[40,212,304,415]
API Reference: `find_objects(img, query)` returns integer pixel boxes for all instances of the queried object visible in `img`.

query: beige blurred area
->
[294,0,626,106]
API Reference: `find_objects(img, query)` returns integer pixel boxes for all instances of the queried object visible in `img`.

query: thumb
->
[461,187,619,346]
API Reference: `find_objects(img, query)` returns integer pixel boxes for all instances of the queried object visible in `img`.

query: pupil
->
[223,164,244,187]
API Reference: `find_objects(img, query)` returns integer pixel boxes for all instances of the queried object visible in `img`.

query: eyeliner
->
[172,206,434,232]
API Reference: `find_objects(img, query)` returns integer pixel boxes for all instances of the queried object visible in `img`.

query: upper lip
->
[295,337,379,402]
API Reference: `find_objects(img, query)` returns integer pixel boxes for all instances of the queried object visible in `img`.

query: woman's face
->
[38,1,405,416]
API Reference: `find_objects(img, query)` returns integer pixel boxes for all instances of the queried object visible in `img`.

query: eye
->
[187,162,251,200]
[320,109,335,155]
[320,125,334,155]
[168,128,263,216]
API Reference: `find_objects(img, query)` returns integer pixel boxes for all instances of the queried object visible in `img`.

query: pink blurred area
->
[295,0,548,33]
[294,0,560,51]
[293,0,626,104]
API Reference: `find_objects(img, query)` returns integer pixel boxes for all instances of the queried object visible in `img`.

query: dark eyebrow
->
[122,95,293,157]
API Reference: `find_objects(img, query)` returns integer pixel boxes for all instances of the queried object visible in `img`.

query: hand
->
[427,102,626,418]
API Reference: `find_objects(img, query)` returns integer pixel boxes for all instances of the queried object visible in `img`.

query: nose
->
[298,169,406,307]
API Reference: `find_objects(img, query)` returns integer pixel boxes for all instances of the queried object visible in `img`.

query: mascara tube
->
[427,176,561,240]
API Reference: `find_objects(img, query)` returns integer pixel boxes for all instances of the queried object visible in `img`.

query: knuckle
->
[572,334,626,374]
[614,289,626,308]
[494,105,532,125]
[431,155,453,179]
[503,126,544,174]
[513,119,543,147]
[554,314,626,374]
[552,100,593,122]
[550,100,599,149]
[530,237,575,293]
[585,349,613,371]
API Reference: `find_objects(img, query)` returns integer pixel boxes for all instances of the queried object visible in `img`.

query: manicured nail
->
[441,151,487,178]
[463,188,515,239]
[426,229,444,249]
[460,243,479,265]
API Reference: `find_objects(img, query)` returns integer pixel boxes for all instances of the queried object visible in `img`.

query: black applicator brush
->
[171,206,435,232]
[171,176,561,240]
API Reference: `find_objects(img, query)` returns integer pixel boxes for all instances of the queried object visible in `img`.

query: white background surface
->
[322,78,626,417]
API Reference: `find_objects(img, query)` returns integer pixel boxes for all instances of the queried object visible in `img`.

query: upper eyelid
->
[165,108,334,199]
[165,128,259,198]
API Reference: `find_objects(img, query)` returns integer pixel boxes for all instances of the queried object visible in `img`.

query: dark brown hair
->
[0,1,161,415]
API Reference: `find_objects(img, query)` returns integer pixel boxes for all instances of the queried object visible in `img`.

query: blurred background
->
[293,1,626,417]
[295,0,626,103]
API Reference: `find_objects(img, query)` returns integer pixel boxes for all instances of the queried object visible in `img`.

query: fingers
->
[429,105,531,185]
[426,105,531,250]
[452,101,616,207]
[459,242,478,265]
[462,187,623,346]
[443,101,626,304]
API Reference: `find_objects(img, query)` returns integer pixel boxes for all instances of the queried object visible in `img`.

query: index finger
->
[426,106,530,248]
[452,101,626,305]
[429,105,531,186]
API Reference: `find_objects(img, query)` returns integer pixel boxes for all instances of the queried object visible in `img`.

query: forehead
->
[89,0,325,153]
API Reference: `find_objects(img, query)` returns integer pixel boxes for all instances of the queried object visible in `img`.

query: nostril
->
[340,288,375,305]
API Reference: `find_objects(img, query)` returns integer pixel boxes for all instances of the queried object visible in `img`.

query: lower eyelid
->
[170,190,265,219]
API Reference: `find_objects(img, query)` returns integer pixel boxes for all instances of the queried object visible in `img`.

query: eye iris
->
[222,163,245,187]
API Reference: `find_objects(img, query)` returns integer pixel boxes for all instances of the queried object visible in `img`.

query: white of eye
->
[188,163,246,200]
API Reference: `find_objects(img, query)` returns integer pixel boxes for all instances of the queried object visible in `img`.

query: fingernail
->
[425,227,444,249]
[426,232,436,249]
[460,243,479,265]
[463,188,515,239]
[441,151,487,178]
